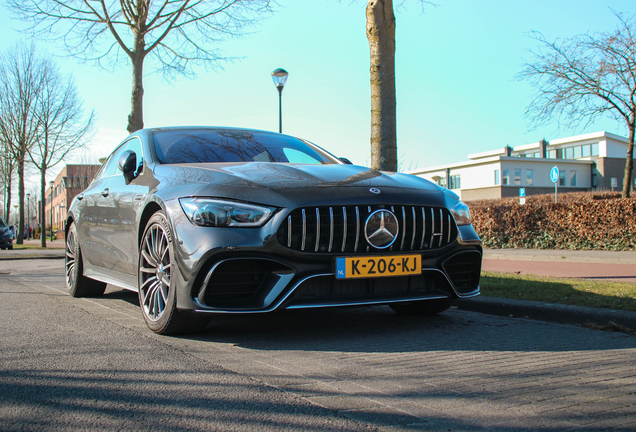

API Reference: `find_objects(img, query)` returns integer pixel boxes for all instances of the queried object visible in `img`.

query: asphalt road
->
[1,259,636,431]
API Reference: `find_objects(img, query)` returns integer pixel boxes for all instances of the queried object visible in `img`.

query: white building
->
[409,131,632,201]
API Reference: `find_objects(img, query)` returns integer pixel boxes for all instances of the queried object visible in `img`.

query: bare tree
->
[29,61,95,247]
[0,44,46,244]
[0,139,16,221]
[520,13,636,198]
[8,0,272,134]
[366,0,397,172]
[365,1,433,172]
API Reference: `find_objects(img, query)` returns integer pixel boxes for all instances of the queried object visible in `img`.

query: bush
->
[467,191,636,250]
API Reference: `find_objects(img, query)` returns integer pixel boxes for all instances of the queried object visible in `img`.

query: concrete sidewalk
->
[484,247,636,265]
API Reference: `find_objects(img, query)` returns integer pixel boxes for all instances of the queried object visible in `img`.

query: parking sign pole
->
[550,166,559,204]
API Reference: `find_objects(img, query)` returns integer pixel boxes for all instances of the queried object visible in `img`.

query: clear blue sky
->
[1,0,635,182]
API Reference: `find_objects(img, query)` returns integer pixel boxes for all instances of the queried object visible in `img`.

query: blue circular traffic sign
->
[550,166,559,183]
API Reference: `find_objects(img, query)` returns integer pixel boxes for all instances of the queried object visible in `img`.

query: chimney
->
[539,138,548,158]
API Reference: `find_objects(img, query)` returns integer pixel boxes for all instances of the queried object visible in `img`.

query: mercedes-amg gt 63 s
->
[65,127,482,334]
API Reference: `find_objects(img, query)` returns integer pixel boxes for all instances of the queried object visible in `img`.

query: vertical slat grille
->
[277,205,458,253]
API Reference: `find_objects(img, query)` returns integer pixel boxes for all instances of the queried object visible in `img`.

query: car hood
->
[153,162,447,207]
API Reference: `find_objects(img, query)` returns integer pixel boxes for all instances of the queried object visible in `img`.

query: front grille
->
[203,261,267,304]
[287,272,452,307]
[277,205,457,253]
[443,251,481,295]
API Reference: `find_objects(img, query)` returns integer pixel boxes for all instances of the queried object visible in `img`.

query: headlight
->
[450,200,471,226]
[179,198,276,227]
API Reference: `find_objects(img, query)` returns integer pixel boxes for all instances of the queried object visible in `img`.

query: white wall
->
[500,160,591,188]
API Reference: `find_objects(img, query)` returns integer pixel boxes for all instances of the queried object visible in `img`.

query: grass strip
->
[481,271,636,312]
[9,244,65,250]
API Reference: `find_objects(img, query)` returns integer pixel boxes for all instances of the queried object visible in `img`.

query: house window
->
[548,150,556,159]
[514,169,521,185]
[559,170,566,186]
[533,152,540,158]
[582,145,590,157]
[573,146,582,158]
[494,169,500,186]
[526,169,534,186]
[565,147,574,159]
[449,175,461,190]
[591,143,599,156]
[570,170,577,186]
[503,169,509,185]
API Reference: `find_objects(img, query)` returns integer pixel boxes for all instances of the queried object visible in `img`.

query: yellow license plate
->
[335,255,421,279]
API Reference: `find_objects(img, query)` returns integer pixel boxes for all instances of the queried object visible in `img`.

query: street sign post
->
[550,166,559,203]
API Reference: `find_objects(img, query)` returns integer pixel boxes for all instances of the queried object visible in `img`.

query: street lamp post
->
[271,68,289,133]
[26,193,30,240]
[49,181,54,242]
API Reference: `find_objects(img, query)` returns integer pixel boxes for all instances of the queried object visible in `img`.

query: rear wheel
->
[138,212,209,335]
[389,298,453,316]
[66,222,107,297]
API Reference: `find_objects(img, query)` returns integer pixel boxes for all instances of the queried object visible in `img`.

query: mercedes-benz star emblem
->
[364,210,399,249]
[369,188,381,194]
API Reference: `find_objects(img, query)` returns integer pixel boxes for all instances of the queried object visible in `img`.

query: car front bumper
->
[164,199,482,314]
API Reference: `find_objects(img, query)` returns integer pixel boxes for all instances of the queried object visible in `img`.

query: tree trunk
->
[40,170,46,248]
[366,0,397,172]
[16,156,25,245]
[127,35,146,134]
[4,174,11,225]
[622,124,634,198]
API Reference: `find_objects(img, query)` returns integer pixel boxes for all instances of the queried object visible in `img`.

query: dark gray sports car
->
[66,127,482,334]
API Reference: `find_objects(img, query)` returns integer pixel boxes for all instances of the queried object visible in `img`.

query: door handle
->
[76,193,84,201]
[100,188,109,197]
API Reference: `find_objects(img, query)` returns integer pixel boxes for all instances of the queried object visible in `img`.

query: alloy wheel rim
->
[139,223,171,321]
[65,230,76,288]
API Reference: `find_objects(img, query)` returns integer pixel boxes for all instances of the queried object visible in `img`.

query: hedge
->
[467,191,636,250]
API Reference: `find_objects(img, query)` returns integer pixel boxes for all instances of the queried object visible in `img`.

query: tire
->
[8,245,12,250]
[138,212,209,335]
[66,222,107,297]
[389,298,454,316]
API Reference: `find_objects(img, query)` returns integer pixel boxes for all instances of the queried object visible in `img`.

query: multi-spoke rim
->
[65,228,77,289]
[139,222,172,322]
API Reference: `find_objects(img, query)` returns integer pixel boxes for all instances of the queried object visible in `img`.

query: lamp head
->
[271,68,289,89]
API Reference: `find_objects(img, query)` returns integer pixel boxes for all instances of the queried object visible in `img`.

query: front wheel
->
[138,212,209,335]
[389,298,454,316]
[66,222,107,297]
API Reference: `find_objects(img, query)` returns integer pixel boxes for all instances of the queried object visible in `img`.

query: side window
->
[93,138,144,181]
[122,138,144,175]
[96,144,127,180]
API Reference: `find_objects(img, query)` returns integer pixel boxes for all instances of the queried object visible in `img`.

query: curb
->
[0,253,65,261]
[456,296,636,331]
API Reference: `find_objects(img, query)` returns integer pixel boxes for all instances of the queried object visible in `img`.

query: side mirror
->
[119,150,137,184]
[338,157,353,165]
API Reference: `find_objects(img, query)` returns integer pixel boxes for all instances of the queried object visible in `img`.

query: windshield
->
[152,129,339,165]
